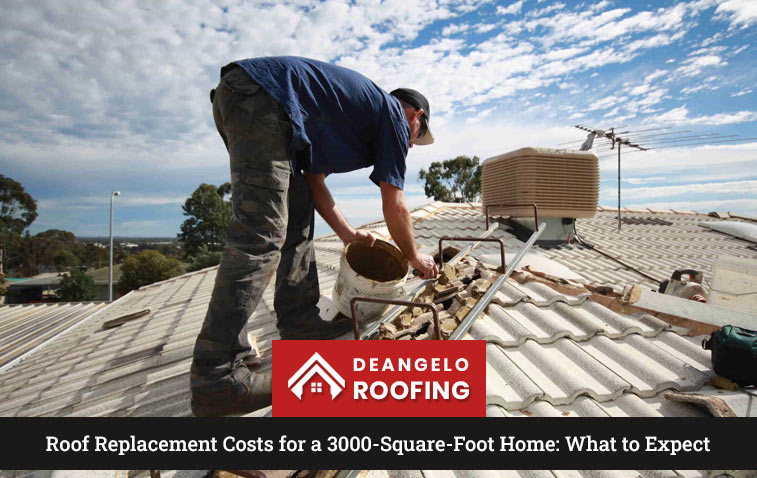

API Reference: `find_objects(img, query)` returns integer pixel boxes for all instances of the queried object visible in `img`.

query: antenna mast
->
[575,125,647,231]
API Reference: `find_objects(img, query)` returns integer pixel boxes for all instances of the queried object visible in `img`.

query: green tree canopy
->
[178,183,232,257]
[117,249,185,294]
[0,174,38,237]
[418,155,482,203]
[14,229,77,276]
[1,175,37,278]
[185,244,222,272]
[57,268,96,302]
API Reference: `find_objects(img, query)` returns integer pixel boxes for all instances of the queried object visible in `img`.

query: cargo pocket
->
[241,163,290,191]
[233,163,291,233]
[220,69,262,136]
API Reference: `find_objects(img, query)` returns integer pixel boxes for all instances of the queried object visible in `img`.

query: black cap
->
[390,88,434,145]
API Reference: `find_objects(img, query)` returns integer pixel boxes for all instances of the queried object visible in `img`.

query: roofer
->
[190,56,439,417]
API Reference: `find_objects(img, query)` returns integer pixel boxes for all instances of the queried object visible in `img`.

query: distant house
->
[5,265,123,304]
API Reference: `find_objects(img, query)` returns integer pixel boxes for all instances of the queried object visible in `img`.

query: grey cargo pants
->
[190,65,320,392]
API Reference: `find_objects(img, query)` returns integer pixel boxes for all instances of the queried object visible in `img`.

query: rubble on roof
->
[377,256,496,340]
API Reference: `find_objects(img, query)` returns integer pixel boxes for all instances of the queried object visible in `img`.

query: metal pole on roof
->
[618,142,621,232]
[109,191,121,302]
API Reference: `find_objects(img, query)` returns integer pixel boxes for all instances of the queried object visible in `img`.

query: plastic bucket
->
[332,239,409,322]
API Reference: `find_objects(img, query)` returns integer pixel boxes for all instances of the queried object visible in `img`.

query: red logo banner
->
[273,340,485,417]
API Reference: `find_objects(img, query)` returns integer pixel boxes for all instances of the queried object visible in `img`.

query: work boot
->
[242,354,264,369]
[278,316,353,340]
[191,367,272,417]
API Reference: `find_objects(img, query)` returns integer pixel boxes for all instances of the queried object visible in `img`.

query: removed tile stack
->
[378,255,497,340]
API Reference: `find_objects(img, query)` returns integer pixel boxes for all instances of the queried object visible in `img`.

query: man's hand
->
[379,181,437,279]
[343,229,377,247]
[410,252,438,279]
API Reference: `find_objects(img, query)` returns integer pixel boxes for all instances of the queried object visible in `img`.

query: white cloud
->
[596,143,757,178]
[476,23,497,33]
[464,107,496,124]
[675,55,726,76]
[627,33,677,52]
[589,95,626,111]
[496,1,523,16]
[544,47,588,61]
[526,2,566,18]
[590,1,611,13]
[714,0,757,29]
[689,45,727,57]
[611,180,757,201]
[38,195,187,209]
[731,88,752,97]
[731,45,749,55]
[680,84,708,95]
[624,177,667,185]
[442,23,471,36]
[648,106,757,125]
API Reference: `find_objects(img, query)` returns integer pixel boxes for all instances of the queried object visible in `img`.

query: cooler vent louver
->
[482,147,599,219]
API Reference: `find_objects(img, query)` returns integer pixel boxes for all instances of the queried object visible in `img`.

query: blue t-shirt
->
[233,56,410,190]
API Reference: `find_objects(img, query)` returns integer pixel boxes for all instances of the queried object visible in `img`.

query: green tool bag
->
[702,325,757,386]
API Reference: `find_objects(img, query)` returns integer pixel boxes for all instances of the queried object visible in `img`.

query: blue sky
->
[1,0,755,239]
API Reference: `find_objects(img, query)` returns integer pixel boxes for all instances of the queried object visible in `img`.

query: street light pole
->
[109,191,121,302]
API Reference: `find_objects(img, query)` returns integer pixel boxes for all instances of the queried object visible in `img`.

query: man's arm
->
[380,181,438,279]
[304,173,375,246]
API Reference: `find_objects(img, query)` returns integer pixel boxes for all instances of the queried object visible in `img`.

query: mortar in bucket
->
[332,238,409,323]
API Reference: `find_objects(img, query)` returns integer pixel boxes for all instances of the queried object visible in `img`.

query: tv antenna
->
[575,125,646,232]
[557,125,757,232]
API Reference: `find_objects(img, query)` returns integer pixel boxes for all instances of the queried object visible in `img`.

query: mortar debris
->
[378,253,499,340]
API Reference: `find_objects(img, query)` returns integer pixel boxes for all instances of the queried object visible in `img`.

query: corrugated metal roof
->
[0,202,753,421]
[0,301,107,369]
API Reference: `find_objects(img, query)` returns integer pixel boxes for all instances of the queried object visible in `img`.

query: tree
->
[54,250,81,269]
[185,244,222,272]
[418,155,482,203]
[117,250,185,294]
[12,229,77,276]
[57,268,96,302]
[178,183,232,257]
[0,174,37,275]
[0,174,38,236]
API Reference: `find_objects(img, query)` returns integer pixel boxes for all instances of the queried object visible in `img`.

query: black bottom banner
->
[2,417,755,470]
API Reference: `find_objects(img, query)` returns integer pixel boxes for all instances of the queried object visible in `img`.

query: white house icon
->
[287,352,346,400]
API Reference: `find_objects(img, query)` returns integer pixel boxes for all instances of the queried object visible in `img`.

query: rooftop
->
[0,301,107,369]
[0,202,755,420]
